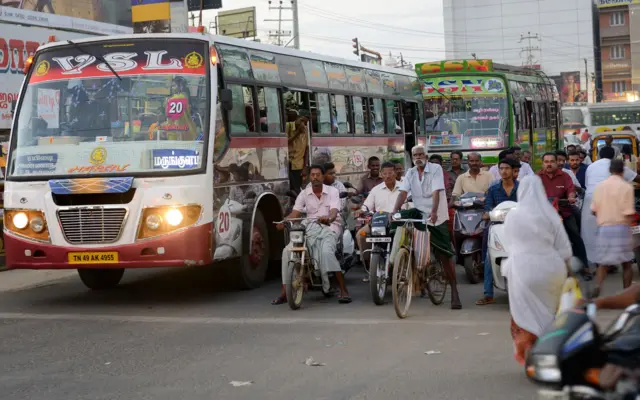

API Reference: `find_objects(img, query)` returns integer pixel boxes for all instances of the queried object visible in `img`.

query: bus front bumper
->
[4,223,213,269]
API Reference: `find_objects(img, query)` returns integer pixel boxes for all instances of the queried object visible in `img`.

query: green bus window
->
[315,93,332,134]
[372,98,385,134]
[257,87,282,135]
[331,94,348,134]
[228,84,255,134]
[352,96,365,134]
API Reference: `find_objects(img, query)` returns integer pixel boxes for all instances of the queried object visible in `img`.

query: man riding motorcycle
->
[272,164,352,305]
[476,158,519,306]
[355,162,402,270]
[538,152,589,269]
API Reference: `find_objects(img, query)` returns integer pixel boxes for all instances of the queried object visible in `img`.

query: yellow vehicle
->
[589,131,639,162]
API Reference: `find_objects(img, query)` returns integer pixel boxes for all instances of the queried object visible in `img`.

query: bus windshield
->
[421,76,508,150]
[8,39,209,179]
[562,108,586,127]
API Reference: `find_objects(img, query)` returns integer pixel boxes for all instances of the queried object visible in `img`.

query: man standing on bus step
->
[357,156,383,196]
[287,111,309,193]
[445,151,466,238]
[391,145,462,310]
[272,164,351,305]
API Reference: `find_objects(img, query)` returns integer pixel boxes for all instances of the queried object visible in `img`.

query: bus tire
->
[235,210,270,289]
[77,268,124,290]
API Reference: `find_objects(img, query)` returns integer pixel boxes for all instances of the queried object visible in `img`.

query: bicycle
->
[391,213,448,319]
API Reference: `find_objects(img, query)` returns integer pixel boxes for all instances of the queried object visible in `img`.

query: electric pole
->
[519,31,541,67]
[265,1,299,48]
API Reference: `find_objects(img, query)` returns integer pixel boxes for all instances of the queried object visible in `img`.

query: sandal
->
[475,297,495,306]
[271,296,287,305]
[338,295,353,304]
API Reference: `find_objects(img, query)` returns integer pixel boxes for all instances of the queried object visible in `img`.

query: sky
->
[196,0,446,67]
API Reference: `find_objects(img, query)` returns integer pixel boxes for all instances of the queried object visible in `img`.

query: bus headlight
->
[5,209,50,242]
[165,209,183,227]
[137,205,201,240]
[29,216,45,233]
[13,212,28,229]
[145,214,162,231]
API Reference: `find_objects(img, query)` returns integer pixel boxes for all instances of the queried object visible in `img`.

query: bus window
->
[257,87,281,135]
[331,94,348,134]
[371,98,385,134]
[282,89,311,124]
[315,93,332,134]
[352,96,365,134]
[228,84,256,133]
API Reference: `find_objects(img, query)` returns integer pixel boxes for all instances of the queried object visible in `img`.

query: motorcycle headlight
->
[371,226,386,236]
[489,208,510,222]
[528,355,561,383]
[289,231,304,244]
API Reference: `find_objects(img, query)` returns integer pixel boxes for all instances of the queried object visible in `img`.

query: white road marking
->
[0,312,509,327]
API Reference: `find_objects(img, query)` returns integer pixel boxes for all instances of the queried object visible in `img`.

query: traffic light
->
[352,37,359,57]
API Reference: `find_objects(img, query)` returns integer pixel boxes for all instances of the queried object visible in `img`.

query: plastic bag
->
[412,229,430,271]
[389,226,410,266]
[557,276,583,315]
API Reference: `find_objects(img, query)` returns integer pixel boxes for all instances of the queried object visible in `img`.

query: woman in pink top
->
[591,159,637,296]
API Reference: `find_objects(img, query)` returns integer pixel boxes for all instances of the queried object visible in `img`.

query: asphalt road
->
[0,265,636,400]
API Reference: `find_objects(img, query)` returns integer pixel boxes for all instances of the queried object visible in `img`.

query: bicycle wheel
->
[425,255,448,306]
[286,262,304,310]
[392,248,413,319]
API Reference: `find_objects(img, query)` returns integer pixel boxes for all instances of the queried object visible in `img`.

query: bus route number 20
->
[217,208,231,239]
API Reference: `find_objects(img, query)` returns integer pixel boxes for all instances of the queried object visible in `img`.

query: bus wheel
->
[236,210,269,289]
[77,268,124,290]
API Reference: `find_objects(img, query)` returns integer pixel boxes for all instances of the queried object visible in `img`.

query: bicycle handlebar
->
[273,217,320,224]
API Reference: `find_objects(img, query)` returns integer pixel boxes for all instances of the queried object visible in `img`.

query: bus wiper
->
[67,40,121,81]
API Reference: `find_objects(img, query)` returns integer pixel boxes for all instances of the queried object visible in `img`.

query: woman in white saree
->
[502,176,573,365]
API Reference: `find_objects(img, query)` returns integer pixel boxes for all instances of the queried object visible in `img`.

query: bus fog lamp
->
[146,214,162,231]
[13,212,28,229]
[165,209,183,227]
[29,216,45,233]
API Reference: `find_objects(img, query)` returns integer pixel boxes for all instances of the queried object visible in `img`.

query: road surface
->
[0,265,635,400]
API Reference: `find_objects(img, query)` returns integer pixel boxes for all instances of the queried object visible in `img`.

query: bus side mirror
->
[10,100,16,117]
[220,89,233,112]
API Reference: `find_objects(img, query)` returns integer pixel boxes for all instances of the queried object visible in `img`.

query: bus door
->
[402,101,419,170]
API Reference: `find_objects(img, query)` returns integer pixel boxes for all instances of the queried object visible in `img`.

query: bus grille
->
[58,208,127,245]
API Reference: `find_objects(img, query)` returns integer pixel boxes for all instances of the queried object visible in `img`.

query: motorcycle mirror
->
[360,205,368,213]
[350,196,363,204]
[392,212,401,221]
[339,192,349,199]
[343,181,354,189]
[285,190,298,199]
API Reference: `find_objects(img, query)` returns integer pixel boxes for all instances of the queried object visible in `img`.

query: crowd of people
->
[272,137,640,363]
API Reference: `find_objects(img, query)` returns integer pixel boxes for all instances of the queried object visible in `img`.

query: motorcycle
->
[361,207,392,306]
[452,192,486,284]
[487,200,517,292]
[526,260,640,399]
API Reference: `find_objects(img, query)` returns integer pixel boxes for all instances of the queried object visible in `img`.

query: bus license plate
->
[68,252,119,264]
[632,225,640,234]
[366,237,391,243]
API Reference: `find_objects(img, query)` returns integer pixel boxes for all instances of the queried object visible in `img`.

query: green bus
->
[415,59,561,170]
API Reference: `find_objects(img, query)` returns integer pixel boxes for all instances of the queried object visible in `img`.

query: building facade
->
[443,0,596,102]
[596,0,640,102]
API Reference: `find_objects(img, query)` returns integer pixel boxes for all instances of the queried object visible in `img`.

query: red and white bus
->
[4,33,422,290]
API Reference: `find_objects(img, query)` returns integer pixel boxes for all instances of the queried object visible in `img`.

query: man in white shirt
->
[556,150,582,188]
[355,162,402,268]
[581,146,640,266]
[391,145,461,310]
[489,147,534,182]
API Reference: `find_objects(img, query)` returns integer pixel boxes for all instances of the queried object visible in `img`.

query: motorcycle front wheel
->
[392,248,413,319]
[286,261,304,310]
[369,252,387,306]
[463,254,482,284]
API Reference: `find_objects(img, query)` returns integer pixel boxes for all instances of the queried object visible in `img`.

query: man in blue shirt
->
[477,158,519,306]
[567,150,587,188]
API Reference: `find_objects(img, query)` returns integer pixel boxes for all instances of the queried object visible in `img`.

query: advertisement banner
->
[0,2,133,35]
[0,24,96,130]
[560,71,586,103]
[421,76,506,97]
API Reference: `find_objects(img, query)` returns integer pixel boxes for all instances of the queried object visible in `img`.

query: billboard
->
[216,7,256,38]
[0,1,133,35]
[596,0,640,8]
[131,0,188,34]
[187,0,222,12]
[0,24,97,130]
[560,71,587,103]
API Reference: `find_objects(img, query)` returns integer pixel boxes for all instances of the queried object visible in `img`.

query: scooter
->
[487,200,518,292]
[452,192,486,284]
[526,259,640,399]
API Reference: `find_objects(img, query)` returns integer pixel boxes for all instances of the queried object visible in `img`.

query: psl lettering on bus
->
[417,59,493,74]
[0,38,40,74]
[423,79,483,95]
